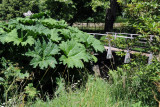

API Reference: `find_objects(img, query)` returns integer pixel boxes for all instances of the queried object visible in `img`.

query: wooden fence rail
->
[88,32,154,64]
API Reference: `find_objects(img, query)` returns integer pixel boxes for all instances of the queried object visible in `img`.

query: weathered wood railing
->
[88,32,155,64]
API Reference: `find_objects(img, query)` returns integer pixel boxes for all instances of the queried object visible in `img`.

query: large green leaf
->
[59,40,91,68]
[50,29,62,42]
[41,18,68,29]
[59,29,71,39]
[19,24,50,36]
[0,28,6,34]
[0,15,104,70]
[0,77,4,82]
[91,38,104,52]
[0,29,35,46]
[70,31,104,52]
[16,17,38,25]
[20,24,61,42]
[79,33,104,52]
[25,39,59,69]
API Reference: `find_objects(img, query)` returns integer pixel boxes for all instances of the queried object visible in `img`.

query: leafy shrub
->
[123,1,160,54]
[0,58,29,104]
[109,61,160,106]
[29,75,138,107]
[0,0,39,20]
[0,12,104,68]
[0,12,104,103]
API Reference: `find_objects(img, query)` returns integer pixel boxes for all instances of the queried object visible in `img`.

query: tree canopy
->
[0,0,39,20]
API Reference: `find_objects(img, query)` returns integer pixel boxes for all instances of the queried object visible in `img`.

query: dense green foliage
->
[0,13,104,68]
[0,0,109,24]
[0,0,160,106]
[2,61,160,106]
[0,13,104,104]
[29,60,160,107]
[109,61,160,106]
[0,0,39,20]
[119,1,160,54]
[45,0,109,23]
[29,75,144,107]
[0,58,29,103]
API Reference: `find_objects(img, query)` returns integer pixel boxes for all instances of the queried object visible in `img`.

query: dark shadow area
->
[93,51,124,79]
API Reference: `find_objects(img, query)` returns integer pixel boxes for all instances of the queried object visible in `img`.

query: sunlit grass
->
[29,75,141,107]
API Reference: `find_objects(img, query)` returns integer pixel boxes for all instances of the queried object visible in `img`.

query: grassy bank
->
[29,61,160,107]
[1,60,159,107]
[29,75,143,107]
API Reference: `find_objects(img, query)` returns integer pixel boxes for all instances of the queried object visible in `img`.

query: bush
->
[0,0,39,20]
[0,58,29,105]
[0,12,104,103]
[29,75,139,107]
[109,61,160,106]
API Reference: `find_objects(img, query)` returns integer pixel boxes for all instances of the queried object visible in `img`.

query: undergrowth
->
[29,60,160,107]
[30,75,136,107]
[1,60,159,107]
[0,12,104,105]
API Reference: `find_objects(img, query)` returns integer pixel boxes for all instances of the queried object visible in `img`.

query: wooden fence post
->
[148,53,153,64]
[106,39,113,59]
[148,35,154,64]
[124,47,130,63]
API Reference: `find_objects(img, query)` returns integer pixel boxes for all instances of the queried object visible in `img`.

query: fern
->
[25,39,59,69]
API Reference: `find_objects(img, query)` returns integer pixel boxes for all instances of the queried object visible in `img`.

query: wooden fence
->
[89,32,155,64]
[73,23,105,30]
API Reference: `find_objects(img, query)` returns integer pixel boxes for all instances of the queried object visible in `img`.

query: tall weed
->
[108,61,160,106]
[30,75,144,107]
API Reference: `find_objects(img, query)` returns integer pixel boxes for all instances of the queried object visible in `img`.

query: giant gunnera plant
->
[0,13,104,70]
[0,12,104,103]
[0,12,104,69]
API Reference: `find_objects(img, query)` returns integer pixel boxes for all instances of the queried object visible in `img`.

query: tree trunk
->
[104,0,118,32]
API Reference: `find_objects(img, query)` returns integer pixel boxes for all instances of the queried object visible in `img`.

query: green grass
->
[29,75,142,107]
